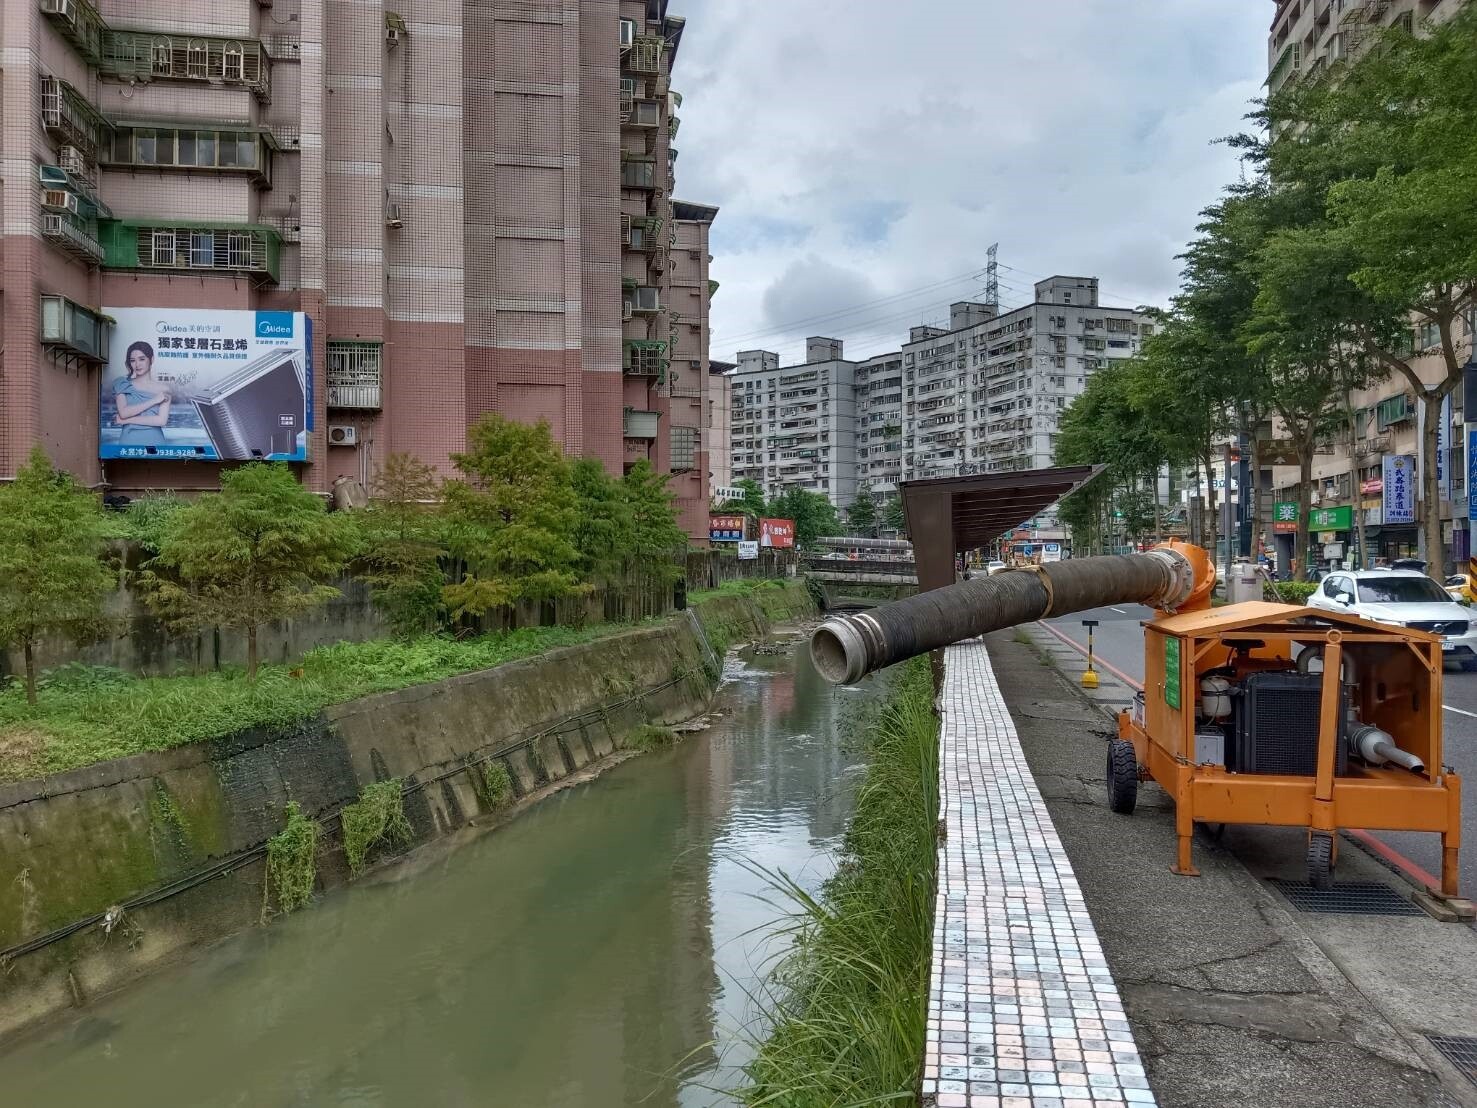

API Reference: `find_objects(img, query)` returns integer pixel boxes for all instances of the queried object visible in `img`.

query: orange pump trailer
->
[1116,597,1463,895]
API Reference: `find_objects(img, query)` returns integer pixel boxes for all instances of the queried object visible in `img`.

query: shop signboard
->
[709,514,746,543]
[1273,501,1299,534]
[1360,478,1383,495]
[759,518,794,548]
[100,308,312,461]
[1308,505,1352,531]
[1469,429,1477,523]
[1383,455,1416,525]
[737,540,759,560]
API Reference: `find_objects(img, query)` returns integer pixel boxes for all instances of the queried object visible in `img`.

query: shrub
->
[340,779,412,875]
[1264,580,1318,603]
[265,801,319,916]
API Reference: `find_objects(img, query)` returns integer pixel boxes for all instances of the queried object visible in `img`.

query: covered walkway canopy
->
[900,465,1104,592]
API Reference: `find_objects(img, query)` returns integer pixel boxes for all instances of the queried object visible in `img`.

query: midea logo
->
[256,320,292,337]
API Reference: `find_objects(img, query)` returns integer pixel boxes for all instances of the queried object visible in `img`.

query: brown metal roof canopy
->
[900,464,1105,592]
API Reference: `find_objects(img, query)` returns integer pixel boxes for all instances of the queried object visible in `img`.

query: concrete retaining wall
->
[0,582,813,1041]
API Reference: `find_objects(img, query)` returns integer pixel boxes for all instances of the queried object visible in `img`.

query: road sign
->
[1257,439,1301,466]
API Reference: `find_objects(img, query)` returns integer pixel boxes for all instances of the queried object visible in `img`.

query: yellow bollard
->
[1081,619,1100,688]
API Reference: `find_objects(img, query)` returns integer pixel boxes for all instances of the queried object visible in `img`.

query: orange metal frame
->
[1117,600,1463,896]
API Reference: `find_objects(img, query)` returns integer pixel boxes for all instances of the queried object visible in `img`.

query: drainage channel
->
[1266,879,1427,917]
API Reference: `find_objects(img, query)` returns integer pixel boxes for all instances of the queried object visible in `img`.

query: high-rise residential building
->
[1267,0,1466,95]
[729,339,858,506]
[5,0,716,538]
[726,277,1152,542]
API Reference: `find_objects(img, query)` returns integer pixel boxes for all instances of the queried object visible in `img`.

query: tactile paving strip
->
[922,640,1156,1107]
[1267,879,1424,916]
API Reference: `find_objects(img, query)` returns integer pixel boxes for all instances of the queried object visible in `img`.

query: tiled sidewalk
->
[921,641,1156,1108]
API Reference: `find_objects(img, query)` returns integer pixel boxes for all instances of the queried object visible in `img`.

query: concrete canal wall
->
[0,582,813,1041]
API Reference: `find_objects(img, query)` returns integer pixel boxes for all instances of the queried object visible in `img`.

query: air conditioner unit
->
[385,26,402,49]
[41,0,75,18]
[41,189,78,214]
[384,201,403,228]
[58,145,90,180]
[622,300,633,321]
[329,425,358,446]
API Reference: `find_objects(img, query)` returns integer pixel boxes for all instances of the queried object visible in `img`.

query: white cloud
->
[670,0,1269,363]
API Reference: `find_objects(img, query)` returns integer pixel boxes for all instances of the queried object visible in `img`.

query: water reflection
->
[0,636,889,1107]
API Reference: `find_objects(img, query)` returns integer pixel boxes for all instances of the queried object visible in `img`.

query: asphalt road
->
[1045,604,1477,901]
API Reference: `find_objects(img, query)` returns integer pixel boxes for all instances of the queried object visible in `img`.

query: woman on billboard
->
[110,341,172,446]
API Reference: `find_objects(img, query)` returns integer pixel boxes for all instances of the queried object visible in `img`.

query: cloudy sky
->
[670,0,1270,365]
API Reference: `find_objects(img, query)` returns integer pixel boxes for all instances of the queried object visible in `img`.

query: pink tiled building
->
[2,0,716,539]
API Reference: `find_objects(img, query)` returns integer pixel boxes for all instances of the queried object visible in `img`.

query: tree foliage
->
[846,490,879,537]
[141,463,359,678]
[570,458,635,577]
[0,449,113,703]
[360,453,446,637]
[441,415,584,619]
[766,487,842,550]
[622,459,687,579]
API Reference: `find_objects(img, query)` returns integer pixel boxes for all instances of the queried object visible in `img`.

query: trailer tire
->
[1106,738,1138,815]
[1307,832,1334,890]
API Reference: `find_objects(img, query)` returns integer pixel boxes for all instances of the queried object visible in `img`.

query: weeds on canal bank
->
[264,801,320,917]
[0,624,625,781]
[627,724,679,752]
[341,779,412,875]
[741,655,939,1107]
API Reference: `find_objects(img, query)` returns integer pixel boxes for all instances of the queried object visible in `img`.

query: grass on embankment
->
[0,625,628,781]
[742,655,940,1107]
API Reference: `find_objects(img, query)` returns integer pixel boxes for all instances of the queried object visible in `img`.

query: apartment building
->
[729,339,858,506]
[854,348,904,497]
[1266,0,1472,571]
[4,0,717,538]
[706,358,734,494]
[1267,0,1465,94]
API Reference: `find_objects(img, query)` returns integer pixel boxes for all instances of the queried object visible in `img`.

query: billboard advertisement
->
[100,308,313,462]
[759,518,794,548]
[737,540,759,560]
[1383,454,1415,525]
[710,514,746,543]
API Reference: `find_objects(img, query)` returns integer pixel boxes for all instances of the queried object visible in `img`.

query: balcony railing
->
[625,36,663,75]
[100,30,271,103]
[40,0,104,63]
[39,75,112,158]
[41,206,105,264]
[99,220,282,283]
[105,125,275,188]
[39,294,112,365]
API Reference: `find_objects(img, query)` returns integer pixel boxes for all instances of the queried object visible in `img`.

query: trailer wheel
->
[1307,832,1334,890]
[1106,738,1138,815]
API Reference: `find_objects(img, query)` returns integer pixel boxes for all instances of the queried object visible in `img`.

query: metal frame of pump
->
[1113,599,1463,894]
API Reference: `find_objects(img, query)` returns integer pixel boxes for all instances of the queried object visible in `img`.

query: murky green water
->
[0,639,889,1107]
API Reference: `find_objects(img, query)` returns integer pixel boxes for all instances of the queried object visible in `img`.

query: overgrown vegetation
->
[627,724,678,752]
[0,448,114,704]
[742,656,939,1106]
[341,779,412,875]
[0,625,622,780]
[264,801,319,916]
[140,463,360,678]
[1264,580,1318,604]
[477,761,515,810]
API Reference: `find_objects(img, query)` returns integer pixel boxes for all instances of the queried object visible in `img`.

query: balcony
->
[39,75,112,158]
[39,294,112,366]
[624,339,668,378]
[327,342,383,409]
[99,220,282,283]
[105,125,275,188]
[625,35,663,75]
[40,0,104,63]
[41,201,105,264]
[623,408,660,439]
[100,30,271,103]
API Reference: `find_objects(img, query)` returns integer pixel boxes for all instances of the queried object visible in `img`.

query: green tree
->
[729,478,768,519]
[0,448,113,704]
[766,487,841,550]
[441,414,583,619]
[1257,11,1477,574]
[846,489,879,537]
[622,458,686,579]
[570,458,634,577]
[142,463,359,679]
[880,493,906,535]
[360,453,446,637]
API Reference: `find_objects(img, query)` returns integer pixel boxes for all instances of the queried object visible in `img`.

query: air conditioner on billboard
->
[192,348,307,460]
[329,425,358,446]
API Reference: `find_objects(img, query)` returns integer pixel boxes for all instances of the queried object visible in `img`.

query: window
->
[225,232,253,267]
[632,99,660,126]
[327,341,383,409]
[223,43,245,82]
[134,129,164,165]
[621,158,654,188]
[619,18,636,47]
[151,38,171,75]
[189,230,214,267]
[148,229,175,265]
[1376,393,1413,430]
[186,39,208,78]
[670,426,698,472]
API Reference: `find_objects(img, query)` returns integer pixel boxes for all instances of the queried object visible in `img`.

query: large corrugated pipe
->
[810,547,1204,685]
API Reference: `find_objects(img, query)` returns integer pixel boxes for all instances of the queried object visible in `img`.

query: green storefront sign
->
[1273,501,1299,524]
[1308,505,1352,531]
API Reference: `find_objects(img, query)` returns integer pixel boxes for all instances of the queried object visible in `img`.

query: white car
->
[1306,569,1477,670]
[986,560,1009,575]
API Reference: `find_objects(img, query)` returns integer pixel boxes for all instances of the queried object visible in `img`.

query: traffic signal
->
[1227,445,1243,464]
